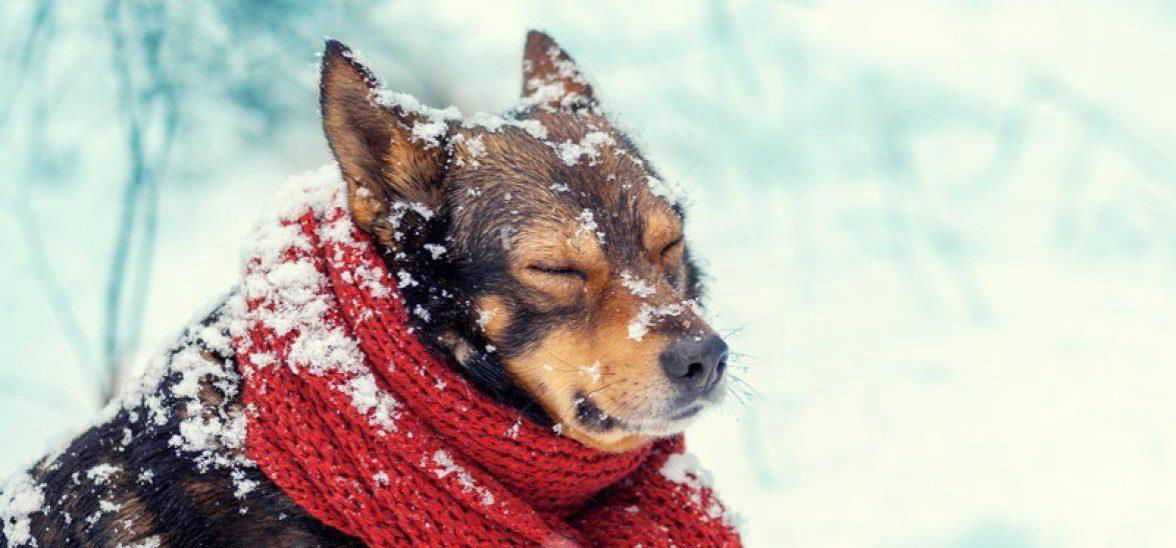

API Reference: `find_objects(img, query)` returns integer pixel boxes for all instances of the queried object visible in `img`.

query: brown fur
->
[320,33,722,452]
[440,115,712,450]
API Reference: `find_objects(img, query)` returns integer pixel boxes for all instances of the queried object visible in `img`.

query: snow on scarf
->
[230,166,742,547]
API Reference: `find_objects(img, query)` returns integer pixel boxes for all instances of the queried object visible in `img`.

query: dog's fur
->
[2,32,726,546]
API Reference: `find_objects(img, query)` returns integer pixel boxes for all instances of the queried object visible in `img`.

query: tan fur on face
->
[499,240,705,452]
[644,211,683,256]
[476,295,512,339]
[505,324,670,452]
[511,224,606,306]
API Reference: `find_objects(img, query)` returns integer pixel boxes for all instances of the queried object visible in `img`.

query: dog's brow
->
[513,224,604,265]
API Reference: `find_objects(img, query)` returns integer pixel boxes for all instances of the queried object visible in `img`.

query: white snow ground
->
[4,1,1176,547]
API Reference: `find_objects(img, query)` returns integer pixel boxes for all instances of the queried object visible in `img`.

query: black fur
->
[2,302,363,547]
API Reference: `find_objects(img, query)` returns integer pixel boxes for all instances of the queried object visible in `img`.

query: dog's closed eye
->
[659,236,685,266]
[660,237,683,257]
[528,264,588,282]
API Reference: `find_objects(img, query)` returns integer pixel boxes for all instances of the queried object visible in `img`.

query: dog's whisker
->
[718,326,747,338]
[727,352,760,364]
[728,374,756,392]
[726,385,750,407]
[585,378,629,399]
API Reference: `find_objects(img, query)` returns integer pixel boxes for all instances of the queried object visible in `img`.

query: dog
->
[0,31,734,546]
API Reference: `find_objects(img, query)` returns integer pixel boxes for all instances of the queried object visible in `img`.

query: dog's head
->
[319,32,728,452]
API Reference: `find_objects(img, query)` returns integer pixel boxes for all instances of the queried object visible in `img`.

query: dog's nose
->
[659,334,728,395]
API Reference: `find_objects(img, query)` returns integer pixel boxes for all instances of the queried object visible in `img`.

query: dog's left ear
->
[521,30,596,111]
[320,39,448,250]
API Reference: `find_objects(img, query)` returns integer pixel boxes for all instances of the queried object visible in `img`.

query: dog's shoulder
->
[3,292,361,547]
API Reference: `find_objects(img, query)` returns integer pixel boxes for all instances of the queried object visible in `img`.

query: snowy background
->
[4,1,1176,546]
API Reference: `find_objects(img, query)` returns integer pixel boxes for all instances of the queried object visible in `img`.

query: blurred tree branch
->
[0,0,55,128]
[101,0,179,403]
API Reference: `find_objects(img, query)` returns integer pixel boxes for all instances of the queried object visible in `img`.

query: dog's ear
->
[521,30,596,111]
[320,39,447,247]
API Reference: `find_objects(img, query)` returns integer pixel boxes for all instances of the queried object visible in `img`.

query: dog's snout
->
[659,334,728,395]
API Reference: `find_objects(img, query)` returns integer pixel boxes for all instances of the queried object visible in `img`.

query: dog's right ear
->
[320,40,447,248]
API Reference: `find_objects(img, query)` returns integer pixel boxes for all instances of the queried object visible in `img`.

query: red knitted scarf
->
[230,167,741,547]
